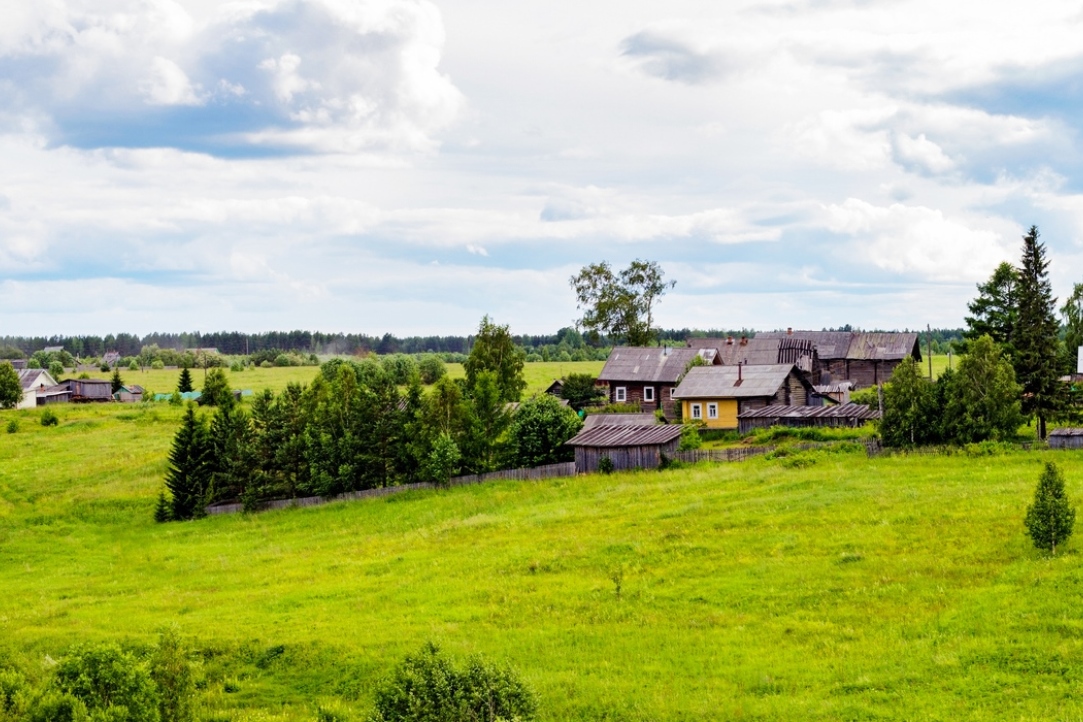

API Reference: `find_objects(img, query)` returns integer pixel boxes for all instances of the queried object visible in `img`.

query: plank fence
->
[204,461,577,516]
[671,446,774,464]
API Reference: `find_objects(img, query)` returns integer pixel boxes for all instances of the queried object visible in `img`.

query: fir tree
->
[165,404,213,520]
[1025,462,1075,554]
[177,367,193,393]
[1013,226,1064,439]
[964,261,1018,350]
[110,367,124,395]
[153,491,173,523]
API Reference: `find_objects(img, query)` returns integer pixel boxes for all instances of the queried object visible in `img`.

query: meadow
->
[2,360,1082,720]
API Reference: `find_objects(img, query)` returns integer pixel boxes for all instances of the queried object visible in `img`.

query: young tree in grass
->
[0,362,21,410]
[465,316,526,403]
[110,367,124,395]
[878,357,939,448]
[48,360,65,380]
[177,367,193,393]
[424,432,462,485]
[506,394,583,468]
[52,643,160,722]
[1013,225,1065,440]
[197,368,232,407]
[164,404,213,520]
[1025,462,1076,555]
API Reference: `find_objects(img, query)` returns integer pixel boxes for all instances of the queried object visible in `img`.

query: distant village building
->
[597,346,720,419]
[671,364,814,430]
[737,403,880,434]
[16,369,59,410]
[56,379,114,402]
[750,330,921,388]
[114,385,144,403]
[1049,428,1083,450]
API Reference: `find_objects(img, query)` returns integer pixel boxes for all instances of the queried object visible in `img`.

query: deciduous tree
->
[506,394,583,467]
[878,357,938,448]
[941,334,1023,443]
[570,259,675,346]
[464,316,526,403]
[0,362,21,410]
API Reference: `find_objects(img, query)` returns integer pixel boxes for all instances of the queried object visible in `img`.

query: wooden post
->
[927,324,933,379]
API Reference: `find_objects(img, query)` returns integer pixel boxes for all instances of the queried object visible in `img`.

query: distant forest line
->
[0,326,967,358]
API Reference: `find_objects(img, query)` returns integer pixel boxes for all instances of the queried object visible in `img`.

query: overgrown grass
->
[4,401,1083,720]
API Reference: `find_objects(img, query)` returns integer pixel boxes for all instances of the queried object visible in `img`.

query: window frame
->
[691,403,702,420]
[707,403,718,419]
[615,386,627,402]
[643,386,655,402]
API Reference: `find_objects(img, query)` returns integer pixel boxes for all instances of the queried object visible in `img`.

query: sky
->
[3,0,1083,337]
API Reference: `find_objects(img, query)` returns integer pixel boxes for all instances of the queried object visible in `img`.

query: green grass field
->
[3,363,1083,720]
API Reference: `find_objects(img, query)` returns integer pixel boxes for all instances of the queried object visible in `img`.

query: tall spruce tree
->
[177,367,194,393]
[1012,225,1064,439]
[164,404,213,520]
[964,261,1018,350]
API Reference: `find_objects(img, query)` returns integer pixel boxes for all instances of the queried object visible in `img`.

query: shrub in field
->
[177,367,193,393]
[229,360,243,372]
[0,362,21,409]
[52,643,159,722]
[5,419,17,434]
[49,360,65,379]
[198,369,232,407]
[678,424,702,450]
[1025,462,1076,555]
[371,643,536,722]
[505,394,582,468]
[150,627,195,722]
[598,456,614,474]
[26,691,88,722]
[417,354,446,385]
[151,360,165,370]
[40,409,59,427]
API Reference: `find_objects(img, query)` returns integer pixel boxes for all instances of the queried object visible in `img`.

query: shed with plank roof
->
[566,424,683,473]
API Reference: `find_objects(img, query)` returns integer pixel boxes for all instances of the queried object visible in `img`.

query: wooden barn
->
[757,330,921,387]
[1049,428,1083,449]
[566,424,683,473]
[114,385,144,403]
[687,335,817,375]
[671,364,814,430]
[597,346,720,419]
[56,378,114,402]
[737,403,880,434]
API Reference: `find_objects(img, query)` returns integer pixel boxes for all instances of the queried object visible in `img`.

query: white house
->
[17,369,58,409]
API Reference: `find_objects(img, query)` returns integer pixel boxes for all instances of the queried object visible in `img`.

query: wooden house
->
[57,379,114,402]
[757,330,921,387]
[1049,428,1083,450]
[737,403,880,434]
[16,369,59,410]
[565,425,683,473]
[114,385,144,403]
[544,379,564,397]
[687,336,817,374]
[671,364,814,430]
[597,346,720,419]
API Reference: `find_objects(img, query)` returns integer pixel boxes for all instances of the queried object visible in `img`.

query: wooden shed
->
[565,425,683,473]
[1049,428,1083,450]
[57,379,114,402]
[757,330,921,387]
[737,403,880,434]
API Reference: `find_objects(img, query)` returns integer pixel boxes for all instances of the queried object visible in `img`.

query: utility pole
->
[927,324,933,379]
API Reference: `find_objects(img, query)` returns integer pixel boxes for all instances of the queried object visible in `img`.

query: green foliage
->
[111,368,124,395]
[168,391,182,406]
[849,385,879,410]
[5,419,18,434]
[460,371,511,474]
[569,259,675,346]
[128,360,140,371]
[197,369,232,408]
[40,409,59,427]
[506,394,582,468]
[1025,462,1076,555]
[370,643,536,722]
[150,628,194,722]
[53,643,160,722]
[465,316,526,403]
[941,335,1023,443]
[151,360,165,371]
[153,491,172,523]
[0,362,22,409]
[424,433,462,486]
[164,404,212,520]
[229,360,243,372]
[1013,226,1066,439]
[598,456,614,474]
[559,374,605,410]
[1062,283,1083,374]
[26,691,89,722]
[965,261,1018,350]
[177,368,193,394]
[417,354,446,385]
[879,358,937,448]
[381,354,420,386]
[49,360,65,379]
[678,424,702,450]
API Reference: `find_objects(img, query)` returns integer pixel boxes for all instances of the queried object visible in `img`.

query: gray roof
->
[758,331,921,361]
[597,347,716,384]
[582,413,658,429]
[17,369,57,391]
[671,364,799,399]
[688,336,816,367]
[737,403,880,421]
[566,424,683,448]
[1050,428,1083,437]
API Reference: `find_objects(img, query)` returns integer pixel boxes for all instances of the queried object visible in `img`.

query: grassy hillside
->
[2,394,1083,720]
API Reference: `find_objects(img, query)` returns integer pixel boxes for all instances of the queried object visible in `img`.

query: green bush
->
[49,360,65,379]
[52,643,160,722]
[678,424,702,450]
[5,419,17,434]
[40,409,59,427]
[260,360,273,369]
[151,360,165,370]
[229,360,244,372]
[371,643,536,722]
[598,456,614,474]
[274,354,293,367]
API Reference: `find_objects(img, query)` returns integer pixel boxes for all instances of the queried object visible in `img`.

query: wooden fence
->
[670,446,774,464]
[204,461,577,516]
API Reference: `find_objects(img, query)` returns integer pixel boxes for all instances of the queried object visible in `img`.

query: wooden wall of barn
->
[574,439,681,473]
[821,359,904,388]
[600,382,680,419]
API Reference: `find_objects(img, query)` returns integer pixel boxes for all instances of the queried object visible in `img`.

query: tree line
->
[158,318,585,521]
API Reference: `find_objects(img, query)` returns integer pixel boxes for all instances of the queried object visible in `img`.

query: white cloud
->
[141,56,203,105]
[892,132,954,174]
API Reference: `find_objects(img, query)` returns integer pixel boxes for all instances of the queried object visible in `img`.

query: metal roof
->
[758,331,920,361]
[582,413,658,429]
[566,424,683,448]
[17,369,57,390]
[672,365,800,399]
[736,403,880,421]
[597,346,716,384]
[1050,428,1083,437]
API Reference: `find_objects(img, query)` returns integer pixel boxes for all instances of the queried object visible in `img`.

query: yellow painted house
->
[671,364,814,430]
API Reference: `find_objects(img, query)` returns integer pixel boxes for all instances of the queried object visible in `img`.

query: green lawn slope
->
[2,399,1083,720]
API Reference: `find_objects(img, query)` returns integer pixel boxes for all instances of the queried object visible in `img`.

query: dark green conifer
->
[1025,462,1076,554]
[177,367,193,393]
[164,404,212,520]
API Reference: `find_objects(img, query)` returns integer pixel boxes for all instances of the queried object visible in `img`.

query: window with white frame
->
[707,403,718,419]
[691,403,702,419]
[643,386,655,402]
[615,386,627,402]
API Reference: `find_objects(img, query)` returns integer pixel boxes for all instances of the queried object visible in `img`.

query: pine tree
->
[177,367,193,393]
[964,261,1018,351]
[1025,462,1075,554]
[165,404,213,520]
[153,491,173,523]
[110,368,124,395]
[1012,226,1064,439]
